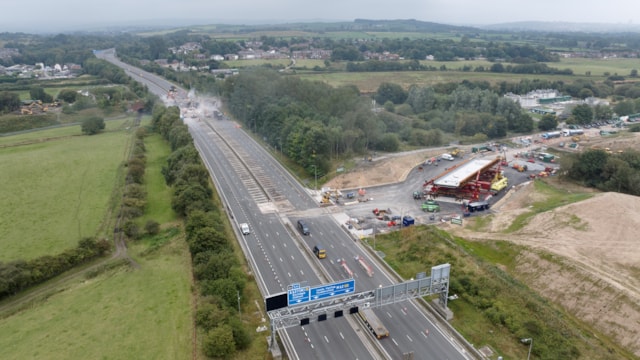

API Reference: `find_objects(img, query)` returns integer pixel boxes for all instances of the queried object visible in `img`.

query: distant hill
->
[482,21,640,33]
[351,19,479,33]
[172,19,480,35]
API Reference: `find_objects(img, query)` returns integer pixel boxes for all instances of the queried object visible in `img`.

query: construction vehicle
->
[450,148,465,158]
[571,135,582,142]
[373,208,392,218]
[21,108,33,115]
[320,193,332,206]
[512,163,528,172]
[354,255,374,277]
[491,176,508,193]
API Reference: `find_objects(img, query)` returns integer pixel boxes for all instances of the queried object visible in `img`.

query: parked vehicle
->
[541,131,562,139]
[467,201,490,212]
[402,216,415,226]
[562,129,584,137]
[472,145,493,153]
[440,153,454,161]
[421,200,440,212]
[491,177,508,193]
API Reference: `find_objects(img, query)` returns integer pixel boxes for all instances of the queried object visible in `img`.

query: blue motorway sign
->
[287,280,356,306]
[287,283,310,306]
[310,279,355,301]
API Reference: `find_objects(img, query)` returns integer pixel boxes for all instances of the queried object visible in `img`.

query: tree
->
[227,316,252,350]
[538,114,558,131]
[569,149,608,186]
[490,63,505,73]
[29,86,53,103]
[81,116,105,135]
[0,91,21,114]
[57,89,78,103]
[122,220,140,239]
[375,133,400,152]
[571,104,593,125]
[375,82,407,105]
[203,325,236,358]
[144,220,160,235]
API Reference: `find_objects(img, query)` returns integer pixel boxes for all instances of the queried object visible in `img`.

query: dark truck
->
[402,216,415,226]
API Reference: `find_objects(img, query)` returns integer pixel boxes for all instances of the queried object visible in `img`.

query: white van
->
[240,223,250,235]
[441,153,454,161]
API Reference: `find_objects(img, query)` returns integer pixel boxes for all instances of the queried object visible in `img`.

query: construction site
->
[422,157,505,201]
[18,100,58,115]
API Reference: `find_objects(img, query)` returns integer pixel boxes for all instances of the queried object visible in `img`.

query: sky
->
[2,0,640,33]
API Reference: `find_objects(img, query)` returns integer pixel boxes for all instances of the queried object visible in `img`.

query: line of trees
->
[152,105,252,358]
[221,68,535,176]
[0,238,111,299]
[563,148,640,195]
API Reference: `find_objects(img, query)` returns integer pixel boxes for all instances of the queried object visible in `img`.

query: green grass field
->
[0,238,193,360]
[297,69,583,92]
[0,123,131,261]
[138,130,177,225]
[0,116,194,360]
[225,57,636,92]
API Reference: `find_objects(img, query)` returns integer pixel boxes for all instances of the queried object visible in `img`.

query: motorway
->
[96,49,475,360]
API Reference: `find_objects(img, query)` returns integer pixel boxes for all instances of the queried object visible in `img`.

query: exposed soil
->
[324,131,640,357]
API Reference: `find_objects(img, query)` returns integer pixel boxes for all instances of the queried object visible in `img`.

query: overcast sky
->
[2,0,640,33]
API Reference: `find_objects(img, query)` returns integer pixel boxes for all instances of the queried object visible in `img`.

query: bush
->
[144,220,160,235]
[122,220,140,239]
[81,116,105,135]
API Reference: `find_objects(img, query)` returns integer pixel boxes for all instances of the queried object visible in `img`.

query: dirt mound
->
[457,187,640,355]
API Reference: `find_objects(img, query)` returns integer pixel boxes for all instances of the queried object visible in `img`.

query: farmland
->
[0,122,194,360]
[0,119,135,261]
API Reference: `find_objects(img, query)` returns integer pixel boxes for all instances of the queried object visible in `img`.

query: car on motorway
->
[297,220,310,235]
[313,245,326,259]
[240,223,250,235]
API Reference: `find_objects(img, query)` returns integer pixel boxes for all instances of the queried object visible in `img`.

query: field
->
[138,133,177,225]
[222,57,635,92]
[296,62,609,92]
[0,118,133,261]
[558,57,640,77]
[0,121,195,360]
[0,235,193,360]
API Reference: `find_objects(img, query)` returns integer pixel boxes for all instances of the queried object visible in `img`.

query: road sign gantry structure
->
[266,264,451,333]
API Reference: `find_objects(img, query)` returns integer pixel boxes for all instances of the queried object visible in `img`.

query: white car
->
[441,153,455,161]
[240,223,250,235]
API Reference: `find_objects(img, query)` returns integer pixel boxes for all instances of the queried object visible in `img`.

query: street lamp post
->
[521,338,533,360]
